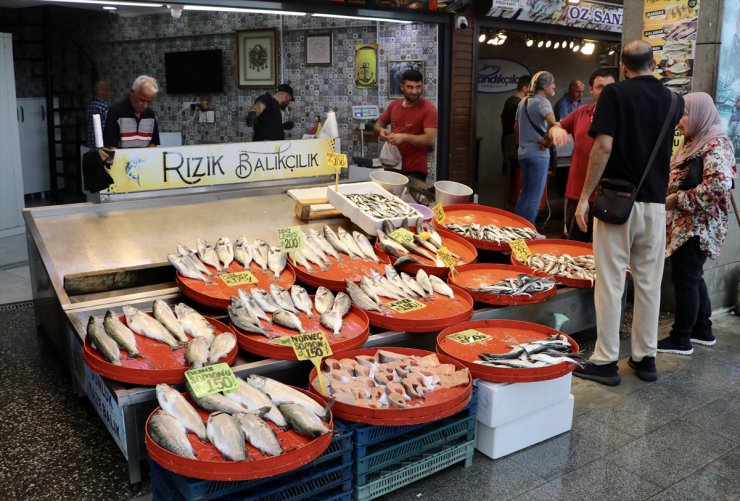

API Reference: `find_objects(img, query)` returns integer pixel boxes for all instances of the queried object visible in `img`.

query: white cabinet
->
[17,96,59,195]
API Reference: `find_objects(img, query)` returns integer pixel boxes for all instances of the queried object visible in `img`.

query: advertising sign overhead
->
[477,58,532,94]
[483,0,623,33]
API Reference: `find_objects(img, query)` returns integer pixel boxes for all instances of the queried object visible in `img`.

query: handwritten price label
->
[327,152,348,169]
[436,246,456,269]
[387,297,427,313]
[446,329,492,345]
[290,331,333,361]
[432,204,446,224]
[219,271,259,286]
[185,363,238,398]
[508,239,532,262]
[277,226,303,252]
[270,336,294,347]
[389,228,415,245]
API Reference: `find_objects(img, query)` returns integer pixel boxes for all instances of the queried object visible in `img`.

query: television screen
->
[165,49,224,94]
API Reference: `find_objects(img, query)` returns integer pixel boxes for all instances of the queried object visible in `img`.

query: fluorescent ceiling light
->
[47,0,162,6]
[313,13,412,24]
[103,5,117,9]
[581,42,595,55]
[479,33,486,43]
[182,5,305,15]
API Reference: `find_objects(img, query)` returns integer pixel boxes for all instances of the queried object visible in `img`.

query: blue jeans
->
[515,156,549,224]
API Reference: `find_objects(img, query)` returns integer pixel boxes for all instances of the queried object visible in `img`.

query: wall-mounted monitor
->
[164,49,224,94]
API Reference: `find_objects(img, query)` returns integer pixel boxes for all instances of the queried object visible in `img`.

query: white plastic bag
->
[379,142,403,170]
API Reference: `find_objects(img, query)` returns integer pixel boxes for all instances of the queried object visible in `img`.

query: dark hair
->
[401,69,423,83]
[516,75,532,91]
[588,68,616,87]
[621,43,653,72]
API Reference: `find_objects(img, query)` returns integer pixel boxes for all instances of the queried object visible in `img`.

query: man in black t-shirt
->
[572,40,684,386]
[245,84,295,142]
[500,75,531,175]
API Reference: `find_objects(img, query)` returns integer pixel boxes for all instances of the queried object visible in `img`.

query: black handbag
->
[523,97,558,170]
[82,148,115,193]
[678,156,703,190]
[592,92,678,225]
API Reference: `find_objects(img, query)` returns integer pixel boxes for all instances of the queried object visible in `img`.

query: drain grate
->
[0,259,29,272]
[0,301,34,311]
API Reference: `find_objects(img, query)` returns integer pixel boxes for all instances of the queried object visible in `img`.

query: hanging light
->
[545,39,552,48]
[569,40,575,48]
[573,42,581,52]
[608,44,616,55]
[581,41,595,55]
[554,41,560,49]
[525,37,534,47]
[537,40,544,48]
[479,33,487,43]
[487,38,496,45]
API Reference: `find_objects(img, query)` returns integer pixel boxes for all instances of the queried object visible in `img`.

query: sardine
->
[186,336,209,369]
[345,280,383,312]
[278,403,331,438]
[345,193,418,218]
[103,310,140,357]
[323,225,352,257]
[87,316,121,365]
[290,285,314,318]
[168,253,212,284]
[267,246,287,279]
[429,275,455,300]
[208,332,236,365]
[353,231,380,262]
[215,237,234,269]
[251,288,281,313]
[320,310,343,337]
[207,412,247,461]
[123,305,180,349]
[156,383,207,441]
[272,309,305,334]
[247,375,328,419]
[234,412,283,456]
[331,291,351,318]
[152,299,188,343]
[270,284,297,313]
[149,410,196,459]
[314,286,335,314]
[224,377,288,429]
[174,303,216,344]
[338,227,365,259]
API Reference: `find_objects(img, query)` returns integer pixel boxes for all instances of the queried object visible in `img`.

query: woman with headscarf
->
[514,71,568,224]
[658,92,737,355]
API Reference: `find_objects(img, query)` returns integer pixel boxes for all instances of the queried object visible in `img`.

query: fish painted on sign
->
[125,157,145,185]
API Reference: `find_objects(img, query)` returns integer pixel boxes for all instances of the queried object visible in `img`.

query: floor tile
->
[647,447,740,501]
[656,370,735,404]
[0,272,33,304]
[681,390,740,442]
[512,459,661,501]
[6,266,31,281]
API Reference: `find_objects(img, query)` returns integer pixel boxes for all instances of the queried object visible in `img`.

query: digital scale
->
[351,105,380,168]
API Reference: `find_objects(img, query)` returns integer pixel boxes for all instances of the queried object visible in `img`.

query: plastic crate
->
[353,441,475,501]
[150,423,352,501]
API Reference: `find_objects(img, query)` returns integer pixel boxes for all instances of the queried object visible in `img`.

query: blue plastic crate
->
[223,462,351,501]
[150,422,352,501]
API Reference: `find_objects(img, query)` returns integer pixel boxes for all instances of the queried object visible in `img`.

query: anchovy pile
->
[467,274,557,296]
[475,333,584,368]
[525,253,596,284]
[444,223,537,243]
[292,225,379,272]
[345,193,419,219]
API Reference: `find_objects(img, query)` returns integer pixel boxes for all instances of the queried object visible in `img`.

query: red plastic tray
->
[449,263,557,306]
[145,388,333,481]
[433,203,536,251]
[374,227,478,278]
[308,347,472,426]
[510,239,594,288]
[177,261,297,309]
[83,316,236,385]
[289,252,391,292]
[359,283,473,332]
[436,319,580,383]
[231,295,370,360]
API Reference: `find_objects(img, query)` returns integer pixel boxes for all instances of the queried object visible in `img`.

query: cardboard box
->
[327,182,421,235]
[475,394,574,459]
[475,372,572,428]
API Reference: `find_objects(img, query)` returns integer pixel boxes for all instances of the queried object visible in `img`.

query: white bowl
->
[434,180,473,205]
[370,171,409,196]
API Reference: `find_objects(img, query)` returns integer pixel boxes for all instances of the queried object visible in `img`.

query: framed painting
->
[236,28,278,88]
[388,59,424,98]
[306,33,332,66]
[355,44,378,88]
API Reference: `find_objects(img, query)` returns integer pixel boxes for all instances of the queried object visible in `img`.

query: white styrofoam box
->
[475,372,572,428]
[475,394,574,459]
[327,181,422,235]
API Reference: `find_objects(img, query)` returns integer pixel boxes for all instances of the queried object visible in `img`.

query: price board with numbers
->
[277,226,303,252]
[219,271,259,286]
[185,363,238,398]
[446,329,492,345]
[432,203,446,224]
[508,239,531,263]
[386,297,427,313]
[389,228,415,245]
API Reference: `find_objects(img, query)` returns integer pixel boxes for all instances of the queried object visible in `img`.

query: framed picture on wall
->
[306,33,332,66]
[388,59,423,98]
[236,28,278,88]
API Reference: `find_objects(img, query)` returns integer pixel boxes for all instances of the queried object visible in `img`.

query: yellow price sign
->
[185,363,238,398]
[269,336,294,347]
[389,228,415,245]
[432,203,446,224]
[277,226,303,252]
[327,152,348,169]
[290,331,333,397]
[508,239,532,263]
[386,297,427,313]
[437,246,456,269]
[446,329,492,345]
[219,271,259,286]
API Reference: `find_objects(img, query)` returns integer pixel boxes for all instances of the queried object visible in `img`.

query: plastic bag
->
[379,142,403,170]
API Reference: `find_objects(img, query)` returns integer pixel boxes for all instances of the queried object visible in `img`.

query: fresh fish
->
[189,388,250,415]
[215,237,234,269]
[174,303,216,345]
[392,275,420,298]
[123,305,180,349]
[345,280,383,312]
[197,238,223,272]
[314,286,335,314]
[149,410,196,459]
[444,223,537,244]
[208,332,236,364]
[155,383,207,441]
[236,290,271,323]
[320,310,343,337]
[422,222,443,248]
[168,254,212,284]
[525,253,596,284]
[331,292,352,318]
[398,238,436,261]
[360,276,382,305]
[429,275,455,300]
[251,288,281,313]
[345,193,418,218]
[400,272,427,299]
[177,244,214,276]
[207,412,247,461]
[376,229,408,256]
[278,403,331,438]
[290,249,314,272]
[152,299,188,343]
[186,336,209,369]
[384,264,400,281]
[272,309,305,334]
[270,284,297,313]
[308,228,341,260]
[103,310,140,357]
[247,375,328,419]
[353,231,380,262]
[290,285,314,318]
[299,242,329,271]
[223,377,288,429]
[233,237,254,268]
[303,233,331,264]
[228,304,271,338]
[87,316,121,365]
[467,274,557,295]
[338,227,365,259]
[252,239,270,273]
[234,412,283,456]
[373,278,404,300]
[323,225,352,257]
[415,269,434,298]
[267,246,287,279]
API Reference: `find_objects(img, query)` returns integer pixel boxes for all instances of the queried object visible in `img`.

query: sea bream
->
[270,284,297,313]
[237,289,271,323]
[320,310,343,337]
[331,292,352,318]
[189,387,251,415]
[155,383,207,441]
[233,236,254,268]
[323,225,352,257]
[197,238,224,272]
[207,412,247,461]
[234,412,283,456]
[247,375,329,419]
[167,253,213,284]
[429,275,455,300]
[314,286,335,314]
[251,288,281,313]
[177,243,214,276]
[208,332,236,364]
[186,336,209,369]
[252,239,271,273]
[272,309,305,334]
[148,410,196,459]
[224,377,288,429]
[87,316,121,365]
[267,246,287,279]
[103,310,141,357]
[215,237,234,269]
[290,249,314,272]
[123,305,180,349]
[345,280,383,313]
[303,232,331,264]
[152,299,188,343]
[415,269,434,298]
[174,303,216,345]
[228,303,271,338]
[290,284,314,318]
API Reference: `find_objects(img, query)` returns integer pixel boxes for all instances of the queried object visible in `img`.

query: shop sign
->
[106,137,339,194]
[485,0,622,33]
[84,364,127,457]
[478,58,531,94]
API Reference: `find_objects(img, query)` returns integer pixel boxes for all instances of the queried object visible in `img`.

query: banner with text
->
[478,58,532,94]
[107,138,339,193]
[483,0,623,33]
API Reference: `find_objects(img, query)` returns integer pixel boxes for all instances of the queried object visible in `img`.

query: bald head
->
[621,40,654,72]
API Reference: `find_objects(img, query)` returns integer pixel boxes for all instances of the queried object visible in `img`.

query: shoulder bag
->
[523,97,558,171]
[592,91,678,225]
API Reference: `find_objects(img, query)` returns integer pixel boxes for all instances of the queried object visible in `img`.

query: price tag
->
[269,336,294,347]
[327,152,348,169]
[185,363,238,398]
[508,239,532,262]
[389,228,415,245]
[437,246,456,270]
[219,271,259,286]
[289,331,333,396]
[432,203,446,224]
[386,297,427,313]
[277,226,303,252]
[446,329,492,345]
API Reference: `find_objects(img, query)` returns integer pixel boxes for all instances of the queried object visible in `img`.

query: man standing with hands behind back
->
[104,75,160,148]
[572,40,684,386]
[373,69,438,181]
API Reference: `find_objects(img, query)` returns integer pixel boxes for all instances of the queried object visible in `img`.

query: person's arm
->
[667,142,735,211]
[245,100,267,127]
[387,127,437,148]
[548,111,574,147]
[575,133,613,231]
[373,118,390,141]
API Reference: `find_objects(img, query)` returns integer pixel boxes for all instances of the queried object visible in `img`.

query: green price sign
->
[185,363,238,398]
[386,297,427,313]
[389,228,415,245]
[277,226,303,252]
[508,239,532,263]
[432,203,446,224]
[219,271,259,286]
[290,331,333,361]
[446,329,492,345]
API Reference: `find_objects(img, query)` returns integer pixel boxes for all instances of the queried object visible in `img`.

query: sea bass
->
[149,410,196,459]
[223,377,288,429]
[278,403,331,438]
[87,316,121,365]
[247,375,328,419]
[174,303,216,344]
[186,336,209,369]
[103,310,140,357]
[155,384,207,441]
[167,253,212,284]
[152,299,188,343]
[123,305,180,349]
[272,309,305,334]
[270,284,297,313]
